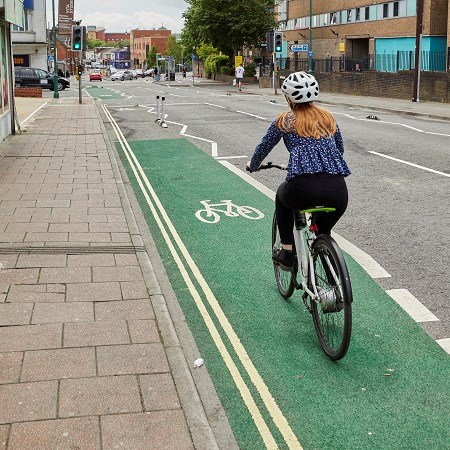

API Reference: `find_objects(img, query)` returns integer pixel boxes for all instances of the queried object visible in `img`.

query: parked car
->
[135,69,143,78]
[14,67,70,91]
[111,70,134,81]
[89,72,103,81]
[143,68,155,78]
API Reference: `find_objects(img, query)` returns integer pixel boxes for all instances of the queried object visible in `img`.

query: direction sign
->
[289,44,309,52]
[308,50,314,57]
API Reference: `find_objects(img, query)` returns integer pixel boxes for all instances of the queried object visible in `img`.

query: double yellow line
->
[102,104,302,450]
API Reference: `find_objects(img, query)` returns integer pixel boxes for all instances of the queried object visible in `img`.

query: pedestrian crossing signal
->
[274,32,283,53]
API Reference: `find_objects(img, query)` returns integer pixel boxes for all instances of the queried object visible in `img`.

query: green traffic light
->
[74,43,80,50]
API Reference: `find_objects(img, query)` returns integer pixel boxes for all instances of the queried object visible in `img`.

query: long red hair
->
[276,101,337,139]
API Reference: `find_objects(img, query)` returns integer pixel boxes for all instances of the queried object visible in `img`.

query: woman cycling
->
[247,71,351,270]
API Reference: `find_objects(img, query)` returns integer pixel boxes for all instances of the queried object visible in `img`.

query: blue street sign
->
[48,55,54,61]
[308,50,314,57]
[290,44,308,52]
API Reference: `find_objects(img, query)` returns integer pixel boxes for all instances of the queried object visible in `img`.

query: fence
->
[258,51,447,76]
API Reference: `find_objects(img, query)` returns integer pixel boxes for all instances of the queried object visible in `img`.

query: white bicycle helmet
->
[281,71,319,103]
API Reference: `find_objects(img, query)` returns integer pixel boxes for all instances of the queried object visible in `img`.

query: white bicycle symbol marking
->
[195,200,264,224]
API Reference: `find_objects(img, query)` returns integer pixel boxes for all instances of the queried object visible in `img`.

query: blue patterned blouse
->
[249,117,351,180]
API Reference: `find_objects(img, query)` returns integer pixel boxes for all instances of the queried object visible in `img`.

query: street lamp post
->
[308,0,313,73]
[51,0,59,98]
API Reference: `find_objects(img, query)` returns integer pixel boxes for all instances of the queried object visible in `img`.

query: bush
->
[244,62,256,77]
[220,66,234,75]
[205,54,229,78]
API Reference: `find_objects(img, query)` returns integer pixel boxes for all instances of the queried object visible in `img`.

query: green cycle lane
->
[84,85,122,100]
[116,138,449,450]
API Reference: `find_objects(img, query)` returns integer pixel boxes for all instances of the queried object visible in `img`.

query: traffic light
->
[266,30,274,52]
[274,31,283,53]
[71,26,86,51]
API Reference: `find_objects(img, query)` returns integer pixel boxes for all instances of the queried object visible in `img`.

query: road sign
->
[289,44,309,52]
[48,55,54,61]
[308,50,314,57]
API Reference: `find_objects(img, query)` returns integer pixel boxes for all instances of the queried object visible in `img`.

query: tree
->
[86,38,107,49]
[146,45,158,68]
[182,0,277,59]
[165,35,183,63]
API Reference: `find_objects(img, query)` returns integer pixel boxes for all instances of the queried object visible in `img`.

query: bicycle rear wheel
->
[310,235,352,360]
[272,213,295,299]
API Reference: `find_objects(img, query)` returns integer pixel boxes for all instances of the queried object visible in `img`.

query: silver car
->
[111,70,134,81]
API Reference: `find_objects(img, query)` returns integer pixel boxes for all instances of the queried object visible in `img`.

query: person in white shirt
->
[235,64,244,91]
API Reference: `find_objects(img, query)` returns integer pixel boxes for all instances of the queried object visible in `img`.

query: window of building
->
[347,9,352,22]
[355,8,361,21]
[393,1,399,16]
[365,6,370,20]
[383,3,389,18]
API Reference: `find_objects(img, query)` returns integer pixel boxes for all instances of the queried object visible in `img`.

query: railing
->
[257,51,447,76]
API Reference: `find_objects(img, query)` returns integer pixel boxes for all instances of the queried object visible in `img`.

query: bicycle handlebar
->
[246,161,287,172]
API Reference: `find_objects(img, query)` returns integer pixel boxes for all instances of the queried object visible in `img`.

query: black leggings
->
[276,173,348,245]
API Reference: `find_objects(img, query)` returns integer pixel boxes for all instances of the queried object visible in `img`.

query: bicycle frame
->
[293,220,318,300]
[292,215,341,303]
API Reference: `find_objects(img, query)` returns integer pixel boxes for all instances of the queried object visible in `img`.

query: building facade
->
[11,0,47,70]
[0,0,23,142]
[278,0,449,71]
[110,48,131,69]
[104,32,128,43]
[130,28,171,70]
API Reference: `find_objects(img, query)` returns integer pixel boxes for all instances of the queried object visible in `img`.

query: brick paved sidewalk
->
[0,97,226,449]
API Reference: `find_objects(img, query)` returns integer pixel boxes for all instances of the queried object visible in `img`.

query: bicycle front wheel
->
[272,213,295,299]
[310,235,352,360]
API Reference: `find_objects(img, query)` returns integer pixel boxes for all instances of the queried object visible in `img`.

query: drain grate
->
[0,245,146,255]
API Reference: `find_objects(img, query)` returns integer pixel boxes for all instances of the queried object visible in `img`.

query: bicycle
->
[251,162,353,360]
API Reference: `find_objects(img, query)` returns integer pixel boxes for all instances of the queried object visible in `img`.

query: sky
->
[47,0,187,34]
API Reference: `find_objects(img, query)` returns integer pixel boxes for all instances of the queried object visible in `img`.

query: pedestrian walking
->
[247,71,351,269]
[235,63,244,91]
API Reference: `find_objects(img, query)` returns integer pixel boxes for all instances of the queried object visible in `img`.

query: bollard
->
[155,95,161,123]
[160,96,168,128]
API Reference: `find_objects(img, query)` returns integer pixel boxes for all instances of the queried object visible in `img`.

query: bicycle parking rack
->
[155,95,168,128]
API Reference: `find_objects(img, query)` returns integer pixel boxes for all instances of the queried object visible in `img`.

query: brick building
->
[277,0,449,71]
[104,33,128,43]
[129,27,171,70]
[86,26,106,42]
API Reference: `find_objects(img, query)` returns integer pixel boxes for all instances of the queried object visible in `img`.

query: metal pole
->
[192,55,195,86]
[308,0,313,73]
[160,96,167,128]
[78,55,82,104]
[412,0,424,102]
[155,95,160,123]
[51,0,59,98]
[273,53,278,94]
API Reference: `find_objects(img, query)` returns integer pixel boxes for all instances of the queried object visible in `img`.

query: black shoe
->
[272,248,293,271]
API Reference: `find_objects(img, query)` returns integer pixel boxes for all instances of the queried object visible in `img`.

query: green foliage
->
[86,38,107,49]
[182,0,277,59]
[204,54,229,77]
[146,45,158,68]
[220,66,234,75]
[197,43,219,60]
[244,62,256,77]
[118,40,130,49]
[165,35,183,62]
